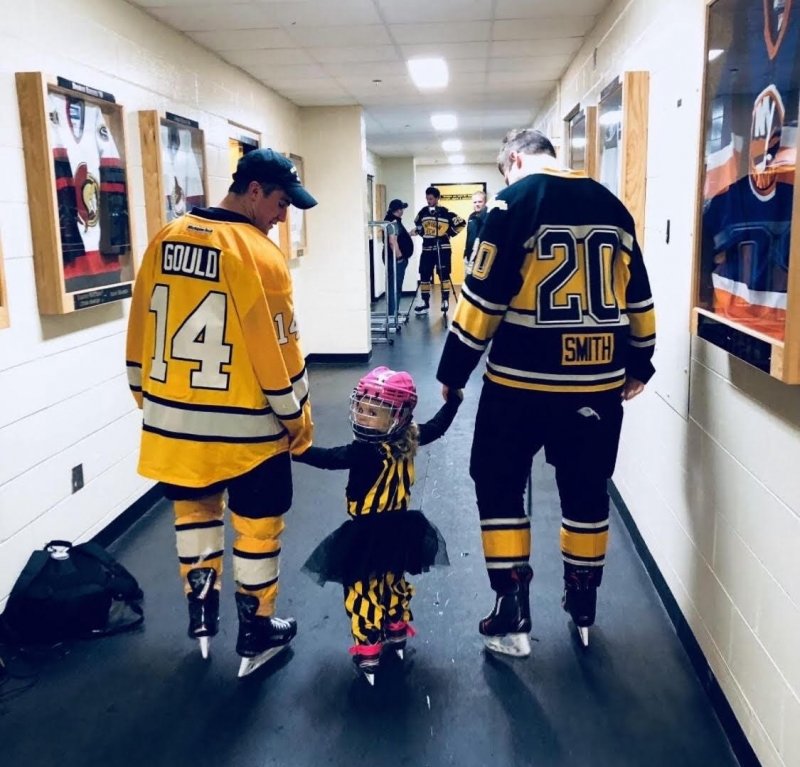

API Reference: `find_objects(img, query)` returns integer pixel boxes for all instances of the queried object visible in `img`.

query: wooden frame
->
[691,0,800,383]
[16,72,135,314]
[597,71,649,246]
[0,236,8,329]
[564,103,598,179]
[287,153,307,258]
[139,110,208,242]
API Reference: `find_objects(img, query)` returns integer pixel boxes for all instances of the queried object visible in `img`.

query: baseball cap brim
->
[286,182,317,210]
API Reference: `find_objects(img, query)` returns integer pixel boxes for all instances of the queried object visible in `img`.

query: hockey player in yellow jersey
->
[437,129,656,655]
[126,148,316,677]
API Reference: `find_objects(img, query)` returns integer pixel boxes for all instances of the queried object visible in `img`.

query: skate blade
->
[483,632,531,658]
[237,644,289,678]
[199,636,210,659]
[395,648,404,660]
[577,626,590,647]
[363,671,376,686]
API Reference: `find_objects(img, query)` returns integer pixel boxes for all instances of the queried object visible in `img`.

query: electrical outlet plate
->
[71,464,84,493]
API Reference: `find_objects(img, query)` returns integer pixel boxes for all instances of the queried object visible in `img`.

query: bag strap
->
[73,541,143,600]
[7,551,51,600]
[86,601,144,638]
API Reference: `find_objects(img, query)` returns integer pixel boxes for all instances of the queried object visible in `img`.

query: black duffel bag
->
[0,540,143,645]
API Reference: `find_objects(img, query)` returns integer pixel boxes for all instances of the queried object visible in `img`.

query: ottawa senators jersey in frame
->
[126,208,312,488]
[437,169,656,395]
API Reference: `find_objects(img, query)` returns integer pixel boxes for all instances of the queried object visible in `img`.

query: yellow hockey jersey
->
[126,207,312,487]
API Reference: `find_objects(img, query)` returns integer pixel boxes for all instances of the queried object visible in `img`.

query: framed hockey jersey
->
[138,110,208,242]
[16,72,135,314]
[564,103,598,180]
[693,0,800,383]
[0,235,8,329]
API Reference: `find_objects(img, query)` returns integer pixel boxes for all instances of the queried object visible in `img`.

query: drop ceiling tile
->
[390,21,492,45]
[496,0,609,18]
[399,42,490,60]
[493,17,597,40]
[189,28,296,51]
[263,0,382,26]
[288,25,392,47]
[377,0,493,24]
[310,46,401,64]
[490,38,584,57]
[222,48,316,68]
[148,4,277,32]
[322,61,408,78]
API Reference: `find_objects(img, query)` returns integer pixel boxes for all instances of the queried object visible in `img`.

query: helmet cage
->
[349,367,417,442]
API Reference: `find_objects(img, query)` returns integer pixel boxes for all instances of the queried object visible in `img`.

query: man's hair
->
[497,129,556,174]
[425,186,441,199]
[472,190,487,201]
[228,180,284,196]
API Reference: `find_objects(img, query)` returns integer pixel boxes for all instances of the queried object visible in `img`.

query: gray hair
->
[497,128,556,174]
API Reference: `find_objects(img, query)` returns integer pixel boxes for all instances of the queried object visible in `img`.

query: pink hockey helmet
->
[350,366,418,441]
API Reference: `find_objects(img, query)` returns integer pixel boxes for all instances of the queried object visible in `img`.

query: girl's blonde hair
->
[391,421,419,459]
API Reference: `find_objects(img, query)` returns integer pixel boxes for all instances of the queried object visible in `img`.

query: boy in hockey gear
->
[413,187,465,316]
[295,367,461,684]
[126,149,316,675]
[437,128,656,653]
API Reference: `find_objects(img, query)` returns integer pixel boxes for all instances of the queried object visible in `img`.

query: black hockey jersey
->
[437,169,656,395]
[414,206,465,254]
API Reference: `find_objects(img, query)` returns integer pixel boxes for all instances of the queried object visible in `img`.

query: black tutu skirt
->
[302,509,449,586]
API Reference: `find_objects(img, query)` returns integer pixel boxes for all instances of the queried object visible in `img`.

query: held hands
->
[621,377,645,401]
[441,385,464,403]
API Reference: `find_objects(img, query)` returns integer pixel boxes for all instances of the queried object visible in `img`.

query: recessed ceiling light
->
[431,113,457,131]
[407,58,449,89]
[442,138,462,152]
[448,154,465,165]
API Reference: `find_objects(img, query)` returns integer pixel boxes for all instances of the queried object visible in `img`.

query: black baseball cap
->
[388,199,408,212]
[233,149,318,209]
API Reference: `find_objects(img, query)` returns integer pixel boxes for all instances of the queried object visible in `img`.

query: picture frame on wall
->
[0,234,8,329]
[288,153,307,258]
[564,103,598,179]
[139,110,208,242]
[691,0,800,383]
[596,71,650,246]
[16,72,135,314]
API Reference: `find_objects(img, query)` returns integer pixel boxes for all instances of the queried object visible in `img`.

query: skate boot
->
[479,566,533,657]
[384,619,416,659]
[235,593,296,678]
[440,298,449,314]
[186,568,219,659]
[349,638,382,686]
[414,302,430,316]
[562,567,600,647]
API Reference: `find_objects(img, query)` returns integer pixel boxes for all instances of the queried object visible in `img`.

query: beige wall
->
[0,0,367,605]
[536,1,800,766]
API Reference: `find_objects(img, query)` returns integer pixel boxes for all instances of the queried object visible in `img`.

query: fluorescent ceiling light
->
[441,138,462,152]
[431,113,457,131]
[448,154,465,165]
[708,48,724,61]
[407,57,449,89]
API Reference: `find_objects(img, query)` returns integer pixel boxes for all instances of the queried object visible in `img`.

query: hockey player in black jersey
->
[413,187,466,316]
[437,128,656,654]
[295,367,461,684]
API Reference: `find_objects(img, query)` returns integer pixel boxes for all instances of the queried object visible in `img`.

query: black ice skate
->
[414,302,429,316]
[562,567,600,647]
[384,619,416,659]
[235,593,296,678]
[440,298,449,314]
[186,568,219,659]
[479,566,532,658]
[349,641,382,686]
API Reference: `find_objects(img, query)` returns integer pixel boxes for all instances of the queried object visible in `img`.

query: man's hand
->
[621,377,645,401]
[442,384,463,402]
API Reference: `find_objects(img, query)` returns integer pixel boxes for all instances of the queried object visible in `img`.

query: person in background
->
[412,186,465,316]
[436,128,656,656]
[464,189,488,267]
[126,149,317,678]
[383,199,414,317]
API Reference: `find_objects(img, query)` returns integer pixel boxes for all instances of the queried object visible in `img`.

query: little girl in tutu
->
[295,366,461,683]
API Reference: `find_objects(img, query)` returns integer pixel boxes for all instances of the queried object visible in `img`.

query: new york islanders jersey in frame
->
[437,170,656,394]
[161,124,205,221]
[701,0,799,339]
[125,208,312,488]
[48,93,130,293]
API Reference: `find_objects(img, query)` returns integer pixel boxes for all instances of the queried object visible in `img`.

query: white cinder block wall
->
[0,0,369,606]
[536,1,800,765]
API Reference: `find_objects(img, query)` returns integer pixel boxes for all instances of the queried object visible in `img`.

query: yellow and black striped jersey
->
[126,207,312,488]
[437,169,656,394]
[414,206,465,252]
[294,397,460,516]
